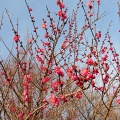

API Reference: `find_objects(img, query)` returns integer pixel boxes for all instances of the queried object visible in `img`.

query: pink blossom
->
[93,68,99,75]
[49,94,59,107]
[97,0,100,5]
[35,26,38,29]
[57,0,65,9]
[54,66,64,77]
[87,2,92,9]
[86,73,94,80]
[36,55,44,64]
[1,71,5,75]
[60,95,66,102]
[75,91,82,99]
[42,76,50,83]
[91,81,95,87]
[13,35,20,42]
[10,107,16,112]
[66,67,72,73]
[96,86,104,91]
[61,43,67,49]
[40,66,46,72]
[86,58,94,66]
[58,10,67,20]
[29,8,33,11]
[71,74,78,81]
[117,98,120,104]
[23,74,31,82]
[44,33,49,38]
[96,31,101,39]
[42,99,47,103]
[42,23,46,29]
[58,10,63,17]
[23,89,28,96]
[18,113,24,118]
[28,38,33,43]
[23,82,29,89]
[43,42,50,46]
[102,54,108,61]
[109,47,113,51]
[51,81,59,91]
[103,74,109,84]
[24,96,30,102]
[101,47,107,54]
[28,113,33,117]
[36,48,44,53]
[81,68,89,76]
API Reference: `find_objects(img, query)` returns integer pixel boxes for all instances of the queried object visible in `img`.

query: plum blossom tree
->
[1,0,120,120]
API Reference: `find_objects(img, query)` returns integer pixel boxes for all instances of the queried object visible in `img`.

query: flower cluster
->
[54,66,64,77]
[49,94,60,107]
[23,74,31,102]
[57,0,67,20]
[36,55,44,64]
[42,76,50,83]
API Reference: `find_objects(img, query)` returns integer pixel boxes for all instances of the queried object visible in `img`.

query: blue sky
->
[0,0,120,58]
